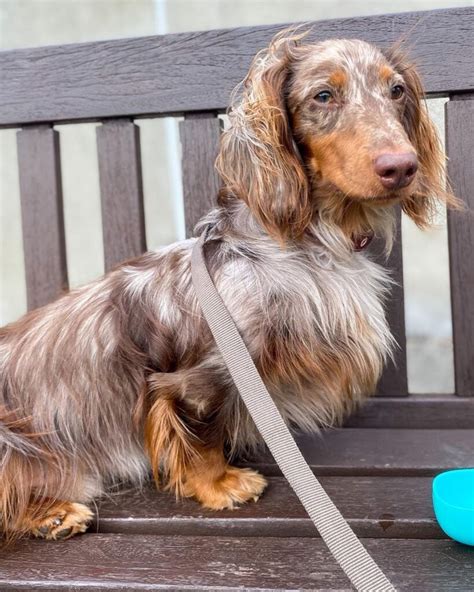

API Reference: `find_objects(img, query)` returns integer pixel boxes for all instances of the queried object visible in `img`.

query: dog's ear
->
[217,32,312,242]
[385,48,460,226]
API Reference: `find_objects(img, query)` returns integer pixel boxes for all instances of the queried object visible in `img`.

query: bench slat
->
[247,429,473,476]
[95,476,442,539]
[1,535,472,591]
[373,211,408,397]
[446,97,474,397]
[96,119,146,270]
[179,113,222,238]
[345,395,474,428]
[0,7,473,127]
[17,125,68,310]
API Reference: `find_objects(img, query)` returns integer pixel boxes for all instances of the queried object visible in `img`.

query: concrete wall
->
[1,0,471,392]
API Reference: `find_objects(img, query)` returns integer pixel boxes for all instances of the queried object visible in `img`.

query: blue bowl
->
[432,469,474,546]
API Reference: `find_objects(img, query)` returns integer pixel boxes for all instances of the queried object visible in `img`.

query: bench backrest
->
[1,8,473,420]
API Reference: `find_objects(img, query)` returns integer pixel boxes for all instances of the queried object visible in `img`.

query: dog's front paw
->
[29,502,93,540]
[184,466,267,510]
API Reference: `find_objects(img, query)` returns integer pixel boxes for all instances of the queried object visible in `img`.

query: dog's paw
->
[30,502,93,540]
[185,466,268,510]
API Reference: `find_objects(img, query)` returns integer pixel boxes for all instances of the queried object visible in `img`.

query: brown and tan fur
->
[0,30,458,542]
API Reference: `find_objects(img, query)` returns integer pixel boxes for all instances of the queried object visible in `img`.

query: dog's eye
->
[314,90,333,104]
[390,84,405,100]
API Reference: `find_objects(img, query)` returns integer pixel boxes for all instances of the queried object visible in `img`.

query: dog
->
[0,30,457,541]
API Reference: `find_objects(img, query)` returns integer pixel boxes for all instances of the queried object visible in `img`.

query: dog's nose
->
[374,152,418,190]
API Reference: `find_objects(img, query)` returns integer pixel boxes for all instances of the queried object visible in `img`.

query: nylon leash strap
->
[191,230,396,592]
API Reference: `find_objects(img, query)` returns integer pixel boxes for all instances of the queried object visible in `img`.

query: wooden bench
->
[1,7,473,590]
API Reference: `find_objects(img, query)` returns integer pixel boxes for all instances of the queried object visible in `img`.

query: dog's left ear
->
[217,32,312,242]
[385,49,460,226]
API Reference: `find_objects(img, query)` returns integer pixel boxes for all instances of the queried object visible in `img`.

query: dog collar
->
[352,231,374,251]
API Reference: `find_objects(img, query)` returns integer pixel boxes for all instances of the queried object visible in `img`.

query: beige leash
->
[191,229,396,592]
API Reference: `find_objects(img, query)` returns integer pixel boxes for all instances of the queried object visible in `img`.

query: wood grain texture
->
[247,429,473,476]
[180,113,222,237]
[446,97,474,397]
[0,536,472,591]
[94,476,443,539]
[345,395,474,428]
[96,120,146,270]
[1,8,473,127]
[372,211,408,397]
[16,125,68,310]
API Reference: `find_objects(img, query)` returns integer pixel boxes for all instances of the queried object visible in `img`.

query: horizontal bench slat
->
[1,535,472,591]
[247,428,473,476]
[345,395,474,428]
[0,7,473,127]
[95,476,442,539]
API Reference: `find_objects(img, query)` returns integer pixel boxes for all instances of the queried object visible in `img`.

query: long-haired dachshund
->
[0,30,457,541]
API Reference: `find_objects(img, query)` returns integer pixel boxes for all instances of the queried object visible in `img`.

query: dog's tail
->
[0,408,59,543]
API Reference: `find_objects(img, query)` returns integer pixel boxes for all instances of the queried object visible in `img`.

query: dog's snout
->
[374,152,418,190]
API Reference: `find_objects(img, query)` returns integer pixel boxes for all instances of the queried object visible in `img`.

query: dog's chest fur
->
[124,229,393,447]
[206,236,393,435]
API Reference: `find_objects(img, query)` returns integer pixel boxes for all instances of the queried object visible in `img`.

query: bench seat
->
[0,6,473,590]
[1,428,472,591]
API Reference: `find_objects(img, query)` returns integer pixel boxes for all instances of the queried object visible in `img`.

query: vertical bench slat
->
[374,211,408,397]
[96,119,146,271]
[446,96,474,397]
[179,113,222,238]
[17,125,68,310]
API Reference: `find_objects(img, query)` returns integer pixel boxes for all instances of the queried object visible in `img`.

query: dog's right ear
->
[216,31,312,243]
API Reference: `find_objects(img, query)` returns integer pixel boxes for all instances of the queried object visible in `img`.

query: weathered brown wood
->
[179,113,222,237]
[95,476,442,539]
[345,395,474,428]
[446,97,474,397]
[16,125,68,310]
[372,210,408,397]
[247,429,473,476]
[1,8,473,127]
[96,119,146,270]
[1,536,472,591]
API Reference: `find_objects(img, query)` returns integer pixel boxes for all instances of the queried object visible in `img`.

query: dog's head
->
[217,30,458,243]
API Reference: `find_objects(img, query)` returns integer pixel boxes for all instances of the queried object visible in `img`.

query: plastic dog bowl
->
[432,469,474,546]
